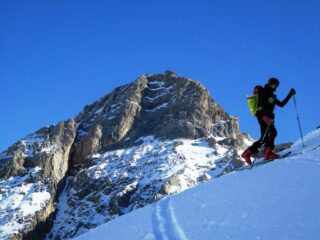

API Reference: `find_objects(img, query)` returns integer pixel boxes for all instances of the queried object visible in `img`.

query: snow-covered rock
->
[0,120,76,240]
[47,135,249,239]
[73,128,320,240]
[0,167,51,239]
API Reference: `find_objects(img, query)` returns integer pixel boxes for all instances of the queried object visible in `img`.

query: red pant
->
[249,116,277,154]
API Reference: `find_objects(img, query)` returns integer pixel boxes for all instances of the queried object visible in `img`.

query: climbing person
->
[241,78,296,165]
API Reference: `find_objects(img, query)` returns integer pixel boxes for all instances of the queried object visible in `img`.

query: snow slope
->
[73,128,320,240]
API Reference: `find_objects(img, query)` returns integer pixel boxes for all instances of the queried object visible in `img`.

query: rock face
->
[0,71,251,240]
[0,120,76,183]
[0,120,76,240]
[71,71,245,166]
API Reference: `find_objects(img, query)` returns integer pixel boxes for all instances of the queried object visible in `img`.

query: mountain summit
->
[0,71,250,239]
[72,70,246,166]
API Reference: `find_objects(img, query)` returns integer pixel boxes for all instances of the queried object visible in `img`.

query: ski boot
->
[241,149,252,165]
[264,147,280,160]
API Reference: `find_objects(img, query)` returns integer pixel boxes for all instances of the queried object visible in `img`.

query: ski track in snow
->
[152,202,168,240]
[152,198,188,240]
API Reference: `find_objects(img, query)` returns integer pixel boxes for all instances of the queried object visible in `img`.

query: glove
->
[262,115,273,125]
[290,88,296,96]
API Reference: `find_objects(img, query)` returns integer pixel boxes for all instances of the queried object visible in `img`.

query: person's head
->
[268,77,280,90]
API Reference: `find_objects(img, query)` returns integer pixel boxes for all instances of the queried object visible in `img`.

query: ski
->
[251,151,292,168]
[280,151,292,158]
[236,151,293,172]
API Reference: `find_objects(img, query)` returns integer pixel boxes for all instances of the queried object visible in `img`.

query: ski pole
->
[293,94,305,147]
[261,124,270,144]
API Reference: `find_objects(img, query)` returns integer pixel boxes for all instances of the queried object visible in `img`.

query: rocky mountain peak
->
[0,72,250,240]
[72,71,243,168]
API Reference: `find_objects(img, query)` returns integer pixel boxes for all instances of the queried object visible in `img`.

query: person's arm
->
[276,88,296,107]
[258,90,274,124]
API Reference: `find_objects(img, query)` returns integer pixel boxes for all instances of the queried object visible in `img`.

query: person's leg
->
[241,117,268,164]
[249,117,268,153]
[248,140,262,154]
[264,124,277,149]
[269,125,277,149]
[264,124,279,159]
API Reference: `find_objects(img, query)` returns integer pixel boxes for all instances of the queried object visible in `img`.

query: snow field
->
[73,129,320,240]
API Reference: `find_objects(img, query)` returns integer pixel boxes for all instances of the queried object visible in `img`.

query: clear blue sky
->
[1,0,320,152]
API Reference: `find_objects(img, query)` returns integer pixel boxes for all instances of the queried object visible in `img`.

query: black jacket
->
[257,84,292,119]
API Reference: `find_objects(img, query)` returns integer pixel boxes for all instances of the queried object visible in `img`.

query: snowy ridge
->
[47,135,246,239]
[73,128,320,240]
[0,120,76,240]
[0,134,48,160]
[0,133,57,239]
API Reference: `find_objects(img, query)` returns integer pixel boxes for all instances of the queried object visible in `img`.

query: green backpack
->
[247,85,263,116]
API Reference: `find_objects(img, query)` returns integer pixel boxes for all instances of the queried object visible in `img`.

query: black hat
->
[268,77,280,86]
